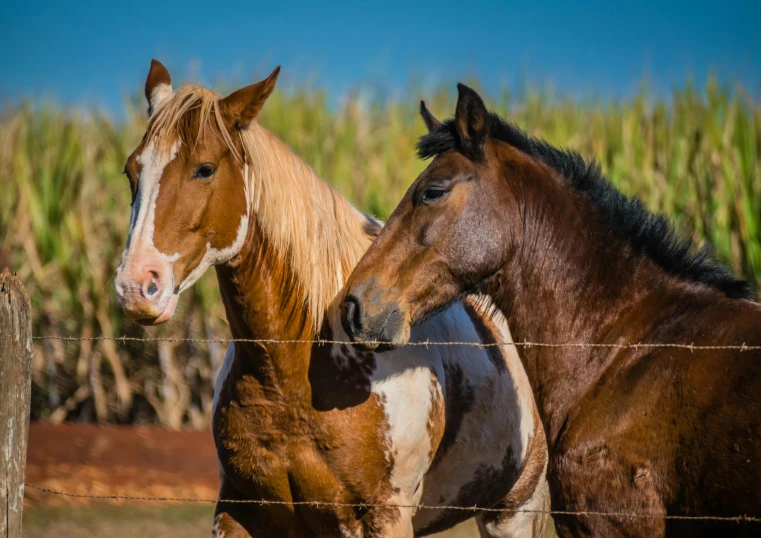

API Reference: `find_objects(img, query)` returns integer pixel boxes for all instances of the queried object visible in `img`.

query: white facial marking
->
[130,139,181,263]
[116,135,250,315]
[115,139,181,313]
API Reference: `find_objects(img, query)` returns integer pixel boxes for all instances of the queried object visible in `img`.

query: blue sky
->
[2,0,759,112]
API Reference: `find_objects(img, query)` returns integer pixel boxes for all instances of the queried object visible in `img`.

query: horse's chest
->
[214,391,308,487]
[214,369,437,502]
[212,344,446,538]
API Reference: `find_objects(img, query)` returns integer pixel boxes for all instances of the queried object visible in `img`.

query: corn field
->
[1,79,759,427]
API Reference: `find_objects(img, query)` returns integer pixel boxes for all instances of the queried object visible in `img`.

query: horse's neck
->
[241,123,372,329]
[214,129,371,395]
[212,225,311,397]
[216,223,312,340]
[491,178,656,443]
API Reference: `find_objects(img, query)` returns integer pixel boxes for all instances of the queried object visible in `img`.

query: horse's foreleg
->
[475,478,551,538]
[371,506,414,538]
[213,480,258,538]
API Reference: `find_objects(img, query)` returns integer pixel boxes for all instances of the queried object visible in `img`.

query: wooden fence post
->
[0,269,33,538]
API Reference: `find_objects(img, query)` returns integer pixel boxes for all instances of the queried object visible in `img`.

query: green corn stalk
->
[1,78,758,426]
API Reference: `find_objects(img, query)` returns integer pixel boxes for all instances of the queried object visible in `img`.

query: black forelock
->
[416,113,754,300]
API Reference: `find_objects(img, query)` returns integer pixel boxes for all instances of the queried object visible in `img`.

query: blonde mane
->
[146,85,375,333]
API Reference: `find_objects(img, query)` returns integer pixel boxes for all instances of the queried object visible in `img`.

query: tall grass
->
[1,79,759,426]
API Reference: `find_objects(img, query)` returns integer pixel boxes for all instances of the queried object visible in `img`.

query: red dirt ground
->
[22,423,519,537]
[25,422,220,505]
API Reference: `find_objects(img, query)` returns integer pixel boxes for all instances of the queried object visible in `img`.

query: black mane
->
[417,114,754,300]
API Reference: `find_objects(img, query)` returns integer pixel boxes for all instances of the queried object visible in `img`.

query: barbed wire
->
[27,333,761,525]
[24,484,761,523]
[30,335,761,351]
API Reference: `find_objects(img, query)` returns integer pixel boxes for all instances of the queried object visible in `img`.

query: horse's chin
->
[134,293,179,326]
[351,333,406,353]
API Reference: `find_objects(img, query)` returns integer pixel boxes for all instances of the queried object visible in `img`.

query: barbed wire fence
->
[21,484,761,524]
[27,332,761,431]
[1,265,758,532]
[30,334,761,351]
[19,332,761,527]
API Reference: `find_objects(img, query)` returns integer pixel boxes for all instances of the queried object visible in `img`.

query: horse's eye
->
[421,187,449,203]
[193,164,216,180]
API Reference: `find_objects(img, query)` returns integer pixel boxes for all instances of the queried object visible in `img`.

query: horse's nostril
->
[342,295,362,338]
[147,281,159,297]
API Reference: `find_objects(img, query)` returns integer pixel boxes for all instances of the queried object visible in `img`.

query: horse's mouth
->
[132,293,180,326]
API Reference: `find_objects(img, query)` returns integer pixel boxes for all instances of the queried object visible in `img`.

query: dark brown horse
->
[114,62,550,537]
[342,83,761,537]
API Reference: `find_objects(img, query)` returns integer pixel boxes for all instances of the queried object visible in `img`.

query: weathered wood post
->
[0,269,33,538]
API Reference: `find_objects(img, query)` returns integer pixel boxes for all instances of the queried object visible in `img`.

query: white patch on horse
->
[328,311,439,513]
[371,352,437,503]
[410,300,538,533]
[339,526,361,538]
[482,301,535,465]
[327,298,541,534]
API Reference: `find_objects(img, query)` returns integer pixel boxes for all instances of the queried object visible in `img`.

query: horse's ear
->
[220,66,280,130]
[419,101,442,132]
[145,59,172,116]
[454,83,489,161]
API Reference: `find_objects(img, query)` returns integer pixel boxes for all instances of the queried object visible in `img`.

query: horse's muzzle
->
[115,253,177,325]
[341,287,407,350]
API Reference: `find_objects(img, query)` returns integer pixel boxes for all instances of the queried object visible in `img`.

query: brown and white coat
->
[114,61,549,538]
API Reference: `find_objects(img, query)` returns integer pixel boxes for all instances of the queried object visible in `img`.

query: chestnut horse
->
[342,84,761,537]
[114,61,550,537]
